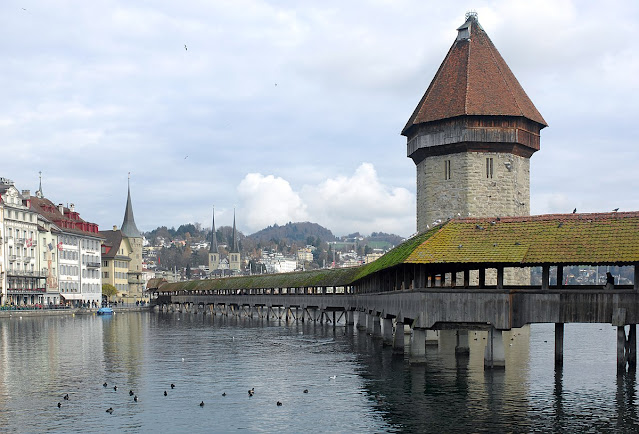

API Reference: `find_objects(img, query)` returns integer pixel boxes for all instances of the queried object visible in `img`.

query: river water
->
[0,311,636,433]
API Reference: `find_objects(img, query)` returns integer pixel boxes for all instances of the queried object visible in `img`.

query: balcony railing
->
[7,287,46,294]
[6,270,47,278]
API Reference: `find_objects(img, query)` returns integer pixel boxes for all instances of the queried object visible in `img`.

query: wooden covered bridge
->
[149,212,639,371]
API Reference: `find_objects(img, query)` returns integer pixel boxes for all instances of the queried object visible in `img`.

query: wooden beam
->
[542,265,550,290]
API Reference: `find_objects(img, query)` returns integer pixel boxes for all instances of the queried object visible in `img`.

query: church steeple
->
[121,174,141,238]
[228,208,241,272]
[36,171,43,198]
[231,209,239,253]
[208,206,220,273]
[209,207,218,253]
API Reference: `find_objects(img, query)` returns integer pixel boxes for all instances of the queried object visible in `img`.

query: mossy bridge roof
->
[152,212,639,292]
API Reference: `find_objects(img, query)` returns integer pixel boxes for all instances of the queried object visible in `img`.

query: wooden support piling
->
[555,323,564,367]
[618,326,627,373]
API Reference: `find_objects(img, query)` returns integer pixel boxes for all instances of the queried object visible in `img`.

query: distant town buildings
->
[261,251,297,274]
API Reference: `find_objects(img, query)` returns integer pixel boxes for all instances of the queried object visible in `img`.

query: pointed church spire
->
[209,206,218,253]
[231,208,239,253]
[36,171,43,198]
[121,173,142,238]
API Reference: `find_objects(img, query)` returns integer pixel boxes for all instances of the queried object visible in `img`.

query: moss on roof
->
[352,227,439,280]
[153,212,639,293]
[160,266,361,293]
[407,212,639,265]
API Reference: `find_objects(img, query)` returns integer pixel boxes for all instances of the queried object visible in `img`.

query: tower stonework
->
[403,14,546,232]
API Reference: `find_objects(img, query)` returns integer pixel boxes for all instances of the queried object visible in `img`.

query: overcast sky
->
[1,0,638,237]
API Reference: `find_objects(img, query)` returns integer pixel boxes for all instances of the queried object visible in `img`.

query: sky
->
[1,0,638,238]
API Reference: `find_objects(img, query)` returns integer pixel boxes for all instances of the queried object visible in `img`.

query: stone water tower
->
[402,13,547,233]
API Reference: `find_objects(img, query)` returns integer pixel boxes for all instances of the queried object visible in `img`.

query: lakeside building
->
[0,180,44,306]
[0,192,4,303]
[30,186,103,307]
[100,181,145,301]
[36,213,61,306]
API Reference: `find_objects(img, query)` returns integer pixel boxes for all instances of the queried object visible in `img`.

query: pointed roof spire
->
[209,206,218,253]
[121,173,142,238]
[36,171,43,198]
[231,208,239,253]
[402,12,547,137]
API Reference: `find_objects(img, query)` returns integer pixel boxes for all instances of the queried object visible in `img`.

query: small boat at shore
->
[97,307,114,315]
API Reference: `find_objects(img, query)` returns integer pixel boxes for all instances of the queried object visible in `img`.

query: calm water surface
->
[0,312,636,433]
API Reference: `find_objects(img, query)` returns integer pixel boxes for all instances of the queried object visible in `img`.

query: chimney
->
[113,225,118,231]
[21,189,30,197]
[58,204,64,214]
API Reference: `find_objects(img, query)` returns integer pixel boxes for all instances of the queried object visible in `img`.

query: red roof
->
[30,196,101,237]
[402,15,547,136]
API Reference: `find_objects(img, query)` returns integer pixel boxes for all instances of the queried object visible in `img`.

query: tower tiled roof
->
[121,180,141,238]
[402,14,547,136]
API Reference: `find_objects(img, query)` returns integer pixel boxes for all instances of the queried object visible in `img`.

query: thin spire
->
[121,175,141,238]
[231,208,239,253]
[36,171,43,198]
[209,206,218,253]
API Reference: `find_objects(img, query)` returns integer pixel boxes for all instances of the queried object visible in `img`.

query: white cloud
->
[303,163,414,235]
[237,164,415,236]
[237,173,308,232]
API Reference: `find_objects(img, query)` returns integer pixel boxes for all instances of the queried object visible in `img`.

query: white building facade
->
[0,182,45,305]
[31,195,103,307]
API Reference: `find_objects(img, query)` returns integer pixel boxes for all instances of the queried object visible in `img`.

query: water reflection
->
[0,314,638,432]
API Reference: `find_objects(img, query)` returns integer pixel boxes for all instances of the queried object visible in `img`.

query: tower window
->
[444,160,451,180]
[486,158,493,179]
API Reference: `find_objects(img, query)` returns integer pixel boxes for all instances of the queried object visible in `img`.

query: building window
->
[444,160,451,180]
[486,157,493,179]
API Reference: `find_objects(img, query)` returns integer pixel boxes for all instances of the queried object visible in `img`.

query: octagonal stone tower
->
[402,13,547,233]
